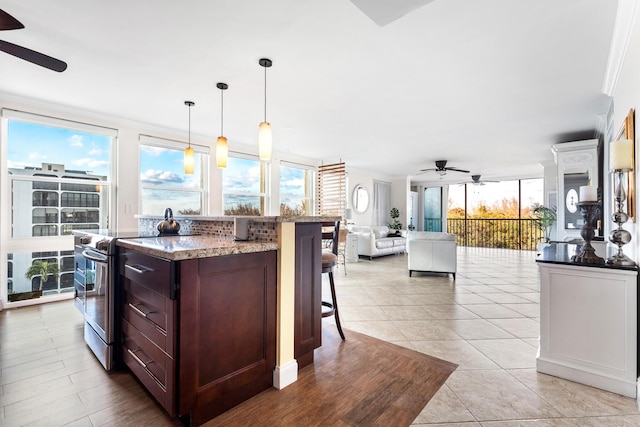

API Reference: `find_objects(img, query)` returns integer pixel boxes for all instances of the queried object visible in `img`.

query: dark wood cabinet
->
[119,248,277,426]
[294,222,322,369]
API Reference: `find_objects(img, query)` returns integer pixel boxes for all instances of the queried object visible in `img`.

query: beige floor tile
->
[380,306,433,320]
[501,303,540,317]
[445,370,563,421]
[447,319,515,340]
[468,338,537,369]
[421,304,480,319]
[337,305,388,321]
[451,293,494,305]
[342,320,408,342]
[488,318,540,338]
[411,340,499,370]
[461,303,524,319]
[476,292,534,304]
[412,384,476,423]
[508,369,640,418]
[392,320,462,341]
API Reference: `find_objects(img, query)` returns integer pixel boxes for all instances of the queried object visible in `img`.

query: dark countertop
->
[536,243,638,271]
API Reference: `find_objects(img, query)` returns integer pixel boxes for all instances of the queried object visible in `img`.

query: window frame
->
[138,134,210,216]
[221,153,269,216]
[1,108,117,304]
[279,161,315,216]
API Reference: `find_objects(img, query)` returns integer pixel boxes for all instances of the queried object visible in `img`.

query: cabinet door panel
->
[178,251,277,423]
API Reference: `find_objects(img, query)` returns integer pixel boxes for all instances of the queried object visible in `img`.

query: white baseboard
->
[273,359,298,389]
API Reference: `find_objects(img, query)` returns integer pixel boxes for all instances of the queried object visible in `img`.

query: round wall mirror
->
[352,184,369,213]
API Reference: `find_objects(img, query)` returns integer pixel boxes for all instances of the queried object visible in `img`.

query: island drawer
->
[119,248,173,299]
[122,318,175,415]
[122,279,176,355]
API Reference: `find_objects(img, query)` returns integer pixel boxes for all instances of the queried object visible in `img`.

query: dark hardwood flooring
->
[0,300,455,426]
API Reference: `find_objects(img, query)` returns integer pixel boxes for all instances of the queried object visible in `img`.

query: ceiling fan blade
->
[0,39,67,72]
[419,168,437,172]
[0,9,24,31]
[445,167,470,173]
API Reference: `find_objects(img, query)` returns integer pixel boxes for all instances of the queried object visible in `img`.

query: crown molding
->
[602,0,639,96]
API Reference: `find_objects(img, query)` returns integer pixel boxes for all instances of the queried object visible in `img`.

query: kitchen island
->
[118,216,337,426]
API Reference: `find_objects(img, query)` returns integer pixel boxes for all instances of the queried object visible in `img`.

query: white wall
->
[610,4,640,262]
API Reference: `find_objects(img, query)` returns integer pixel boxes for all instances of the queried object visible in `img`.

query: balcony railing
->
[447,218,543,251]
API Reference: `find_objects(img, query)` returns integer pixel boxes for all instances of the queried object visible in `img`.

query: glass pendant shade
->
[258,121,272,161]
[184,146,194,174]
[216,136,228,168]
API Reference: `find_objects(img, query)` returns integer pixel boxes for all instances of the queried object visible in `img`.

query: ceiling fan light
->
[258,121,272,161]
[216,136,228,168]
[184,146,194,174]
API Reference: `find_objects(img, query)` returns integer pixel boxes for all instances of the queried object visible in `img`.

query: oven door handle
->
[81,249,109,264]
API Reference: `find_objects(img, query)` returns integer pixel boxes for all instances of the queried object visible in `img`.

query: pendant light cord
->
[188,103,191,148]
[264,64,267,122]
[221,88,224,135]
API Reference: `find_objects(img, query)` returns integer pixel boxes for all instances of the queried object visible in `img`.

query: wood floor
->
[0,300,455,426]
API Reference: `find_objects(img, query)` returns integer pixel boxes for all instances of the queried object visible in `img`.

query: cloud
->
[88,148,102,156]
[140,146,167,156]
[140,169,185,185]
[28,152,46,160]
[71,158,110,170]
[69,135,84,147]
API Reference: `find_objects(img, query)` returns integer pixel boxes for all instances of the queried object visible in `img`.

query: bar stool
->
[321,221,346,340]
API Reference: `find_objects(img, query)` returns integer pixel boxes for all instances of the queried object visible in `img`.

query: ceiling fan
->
[0,8,67,72]
[419,160,470,177]
[462,175,499,186]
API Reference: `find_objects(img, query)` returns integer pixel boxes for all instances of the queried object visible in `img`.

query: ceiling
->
[0,0,618,185]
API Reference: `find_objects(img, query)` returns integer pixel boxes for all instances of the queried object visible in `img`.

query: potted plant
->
[10,260,60,301]
[388,207,403,234]
[532,203,557,246]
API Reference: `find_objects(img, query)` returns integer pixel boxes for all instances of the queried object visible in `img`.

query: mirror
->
[352,184,369,213]
[563,171,588,229]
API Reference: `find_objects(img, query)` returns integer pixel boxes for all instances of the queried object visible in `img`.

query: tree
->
[25,260,60,291]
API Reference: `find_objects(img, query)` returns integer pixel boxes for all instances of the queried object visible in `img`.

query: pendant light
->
[184,101,195,174]
[216,82,229,169]
[258,58,272,161]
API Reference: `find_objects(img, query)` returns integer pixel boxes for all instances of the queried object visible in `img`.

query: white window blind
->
[317,162,346,217]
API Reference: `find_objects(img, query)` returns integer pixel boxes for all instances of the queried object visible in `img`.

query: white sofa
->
[351,225,406,259]
[406,231,457,279]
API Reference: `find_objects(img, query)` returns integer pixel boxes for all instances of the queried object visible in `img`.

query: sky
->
[8,120,111,178]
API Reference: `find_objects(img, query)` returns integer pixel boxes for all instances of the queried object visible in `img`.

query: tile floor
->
[325,247,640,426]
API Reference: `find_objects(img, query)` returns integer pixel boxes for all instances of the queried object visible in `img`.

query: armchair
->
[406,231,457,278]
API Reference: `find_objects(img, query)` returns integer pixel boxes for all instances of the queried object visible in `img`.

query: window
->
[280,163,314,216]
[424,187,442,232]
[2,109,115,302]
[317,162,345,217]
[222,155,267,216]
[139,135,209,216]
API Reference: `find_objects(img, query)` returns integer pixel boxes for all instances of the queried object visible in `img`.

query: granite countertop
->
[536,242,638,271]
[116,235,279,261]
[135,214,341,223]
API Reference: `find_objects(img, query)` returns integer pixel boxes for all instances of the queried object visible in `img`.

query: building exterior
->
[8,163,107,296]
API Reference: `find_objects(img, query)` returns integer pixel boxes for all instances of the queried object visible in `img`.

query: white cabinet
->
[345,233,359,262]
[537,262,638,397]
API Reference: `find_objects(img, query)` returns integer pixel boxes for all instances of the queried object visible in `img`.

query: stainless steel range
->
[73,230,145,370]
